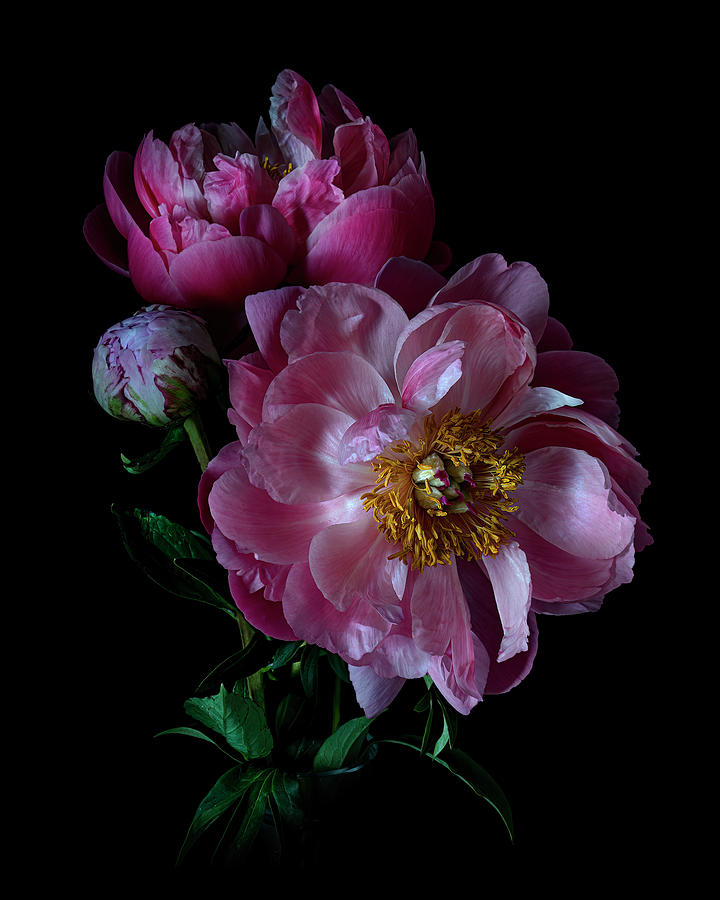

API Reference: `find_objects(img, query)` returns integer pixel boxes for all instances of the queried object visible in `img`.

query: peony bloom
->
[199,255,651,717]
[92,304,220,426]
[84,69,436,318]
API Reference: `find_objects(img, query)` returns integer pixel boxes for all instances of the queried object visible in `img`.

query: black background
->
[53,12,699,891]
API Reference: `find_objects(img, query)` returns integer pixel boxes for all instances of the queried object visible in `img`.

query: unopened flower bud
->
[92,305,221,426]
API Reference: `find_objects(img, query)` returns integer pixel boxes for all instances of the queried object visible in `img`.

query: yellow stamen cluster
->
[261,155,294,181]
[361,408,525,570]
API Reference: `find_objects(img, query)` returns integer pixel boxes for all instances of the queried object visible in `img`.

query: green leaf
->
[154,726,242,763]
[112,506,235,612]
[262,640,304,673]
[226,768,275,859]
[419,696,435,756]
[184,685,273,760]
[176,765,259,864]
[326,652,350,683]
[313,716,374,773]
[120,423,187,474]
[171,558,237,614]
[269,770,304,829]
[432,748,514,839]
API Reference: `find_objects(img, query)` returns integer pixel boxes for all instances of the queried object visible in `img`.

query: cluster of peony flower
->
[88,69,650,721]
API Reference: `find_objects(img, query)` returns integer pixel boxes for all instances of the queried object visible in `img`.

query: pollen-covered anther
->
[361,408,525,571]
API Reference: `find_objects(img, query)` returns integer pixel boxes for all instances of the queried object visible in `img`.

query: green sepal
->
[184,684,273,761]
[120,423,187,474]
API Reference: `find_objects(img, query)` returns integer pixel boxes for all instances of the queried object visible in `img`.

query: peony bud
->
[92,305,221,426]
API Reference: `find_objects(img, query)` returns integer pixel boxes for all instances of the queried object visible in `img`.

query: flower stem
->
[331,674,342,734]
[183,411,212,471]
[236,611,265,709]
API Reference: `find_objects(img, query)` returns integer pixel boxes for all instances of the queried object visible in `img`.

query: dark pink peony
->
[199,255,651,717]
[84,70,436,316]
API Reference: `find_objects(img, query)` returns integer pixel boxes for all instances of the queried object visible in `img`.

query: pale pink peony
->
[199,255,651,717]
[84,70,436,318]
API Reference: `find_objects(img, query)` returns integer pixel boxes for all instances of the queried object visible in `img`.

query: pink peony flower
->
[199,255,651,717]
[84,70,436,317]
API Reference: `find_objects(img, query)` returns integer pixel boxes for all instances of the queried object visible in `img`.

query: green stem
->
[183,411,212,471]
[331,674,342,734]
[236,611,265,709]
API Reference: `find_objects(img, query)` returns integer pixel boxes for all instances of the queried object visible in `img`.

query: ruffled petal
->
[225,355,274,442]
[481,542,532,662]
[261,351,395,424]
[244,285,305,374]
[309,513,407,614]
[348,665,405,718]
[269,69,323,167]
[280,283,409,397]
[227,568,297,641]
[272,158,344,244]
[374,256,448,318]
[400,340,465,414]
[337,404,417,464]
[432,253,549,344]
[242,403,371,504]
[239,203,297,264]
[410,562,471,657]
[533,350,620,428]
[208,462,364,565]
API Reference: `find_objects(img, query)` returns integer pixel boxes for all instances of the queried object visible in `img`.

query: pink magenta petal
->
[309,513,407,613]
[203,153,277,231]
[208,462,364,565]
[333,118,389,194]
[282,563,391,661]
[291,185,426,286]
[400,340,465,414]
[242,403,372,504]
[262,351,395,424]
[533,350,620,427]
[537,316,573,351]
[239,203,297,264]
[228,569,297,641]
[126,223,187,305]
[431,303,535,420]
[493,385,583,430]
[514,446,636,560]
[244,285,305,374]
[510,516,634,605]
[337,404,417,464]
[348,666,405,718]
[374,256,448,317]
[481,542,532,663]
[269,69,323,167]
[83,204,130,275]
[427,632,489,714]
[198,440,246,533]
[433,253,549,345]
[410,563,471,657]
[280,283,409,396]
[272,158,344,244]
[225,356,274,442]
[103,150,150,238]
[167,234,287,308]
[393,303,468,387]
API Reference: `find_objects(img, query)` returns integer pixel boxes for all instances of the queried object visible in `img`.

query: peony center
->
[361,408,525,570]
[261,155,294,181]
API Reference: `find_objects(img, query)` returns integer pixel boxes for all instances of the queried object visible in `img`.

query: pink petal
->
[333,117,390,194]
[262,350,395,424]
[203,153,277,231]
[348,665,405,717]
[410,562,471,657]
[239,203,297,264]
[269,69,323,167]
[280,282,409,397]
[493,385,583,430]
[431,303,535,420]
[481,542,532,663]
[126,223,187,306]
[537,316,573,351]
[514,446,636,560]
[242,403,371,504]
[290,185,430,287]
[400,340,465,414]
[103,150,150,239]
[228,568,297,641]
[337,404,417,464]
[83,204,130,275]
[427,632,489,714]
[208,462,364,565]
[318,83,363,129]
[244,285,305,374]
[282,563,391,661]
[308,512,407,613]
[167,234,287,308]
[374,256,448,318]
[272,158,344,244]
[433,253,549,345]
[198,440,246,534]
[225,355,274,442]
[533,350,620,428]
